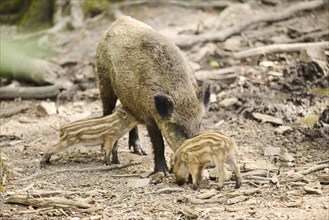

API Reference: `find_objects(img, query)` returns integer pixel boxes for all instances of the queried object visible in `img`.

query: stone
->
[36,101,57,116]
[196,189,218,199]
[303,181,322,195]
[252,112,283,125]
[210,93,217,103]
[274,126,292,135]
[219,97,238,107]
[127,178,150,189]
[279,150,295,162]
[264,146,280,156]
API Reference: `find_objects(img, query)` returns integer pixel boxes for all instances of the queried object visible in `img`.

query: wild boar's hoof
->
[129,139,147,155]
[153,163,169,175]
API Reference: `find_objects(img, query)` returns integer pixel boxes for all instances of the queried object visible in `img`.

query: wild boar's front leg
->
[146,122,168,174]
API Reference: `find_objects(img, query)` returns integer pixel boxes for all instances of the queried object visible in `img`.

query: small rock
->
[219,97,238,107]
[227,196,248,205]
[317,175,329,184]
[210,93,217,103]
[127,178,150,189]
[279,152,295,162]
[222,36,243,51]
[303,181,322,195]
[274,126,292,135]
[196,189,218,199]
[36,101,57,116]
[286,202,302,208]
[268,71,283,77]
[264,146,280,156]
[69,111,91,122]
[259,60,274,68]
[252,112,283,125]
[140,171,153,179]
[179,206,198,219]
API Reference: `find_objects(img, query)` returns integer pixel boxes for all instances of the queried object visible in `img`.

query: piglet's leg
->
[215,157,225,190]
[103,139,113,165]
[111,141,120,164]
[40,141,70,168]
[197,165,206,183]
[226,153,242,189]
[188,163,200,190]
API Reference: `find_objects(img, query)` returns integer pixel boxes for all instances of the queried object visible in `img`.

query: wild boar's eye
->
[173,124,189,139]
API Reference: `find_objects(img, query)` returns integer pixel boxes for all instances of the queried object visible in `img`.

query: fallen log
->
[234,41,329,59]
[0,45,62,85]
[174,0,324,48]
[0,85,62,100]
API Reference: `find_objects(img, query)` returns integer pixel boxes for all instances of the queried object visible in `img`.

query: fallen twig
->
[148,187,184,195]
[234,41,329,59]
[16,207,55,215]
[6,190,78,197]
[174,0,324,48]
[225,188,261,198]
[6,194,92,209]
[282,30,329,43]
[297,163,329,175]
[14,163,139,183]
[111,174,141,178]
[243,175,272,181]
[195,67,242,81]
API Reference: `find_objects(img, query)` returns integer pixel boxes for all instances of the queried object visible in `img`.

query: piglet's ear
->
[116,108,128,119]
[154,93,174,119]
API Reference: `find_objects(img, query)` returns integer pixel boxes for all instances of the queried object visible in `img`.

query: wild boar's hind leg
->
[146,122,168,174]
[129,127,147,155]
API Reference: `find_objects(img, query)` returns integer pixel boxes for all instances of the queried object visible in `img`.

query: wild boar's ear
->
[197,81,211,107]
[154,93,174,119]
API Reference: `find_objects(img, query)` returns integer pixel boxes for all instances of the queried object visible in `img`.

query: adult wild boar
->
[96,16,210,173]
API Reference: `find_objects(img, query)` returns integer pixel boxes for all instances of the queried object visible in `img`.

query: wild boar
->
[96,16,210,173]
[172,131,242,190]
[40,107,140,168]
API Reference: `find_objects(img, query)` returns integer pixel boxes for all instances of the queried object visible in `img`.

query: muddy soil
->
[1,2,329,220]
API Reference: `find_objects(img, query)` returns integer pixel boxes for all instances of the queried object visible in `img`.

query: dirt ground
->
[1,1,329,220]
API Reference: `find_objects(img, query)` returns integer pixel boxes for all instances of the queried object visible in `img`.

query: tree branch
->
[233,41,329,59]
[174,0,324,48]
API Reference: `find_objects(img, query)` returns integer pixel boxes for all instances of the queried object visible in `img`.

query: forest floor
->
[1,1,329,220]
